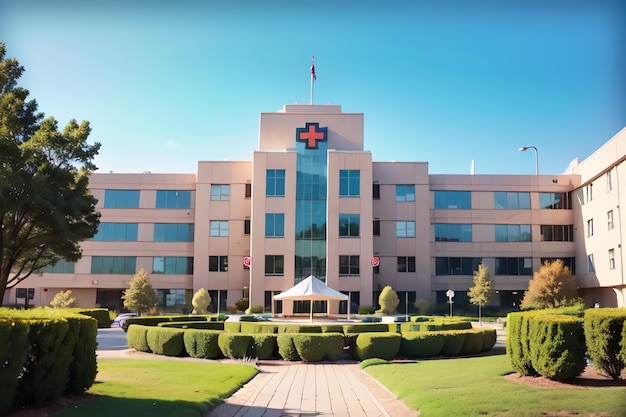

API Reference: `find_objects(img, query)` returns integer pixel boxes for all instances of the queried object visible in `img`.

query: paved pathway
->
[207,361,418,417]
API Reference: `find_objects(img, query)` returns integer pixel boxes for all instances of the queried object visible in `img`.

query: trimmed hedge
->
[530,314,585,381]
[440,331,467,356]
[292,333,345,362]
[584,308,626,380]
[218,333,254,359]
[76,308,112,328]
[277,324,323,333]
[127,324,152,352]
[146,327,186,356]
[277,333,301,361]
[183,329,222,359]
[621,321,626,364]
[507,312,537,376]
[0,318,29,414]
[355,332,401,361]
[224,322,241,333]
[64,314,99,395]
[241,322,278,334]
[458,329,485,356]
[250,334,277,359]
[400,331,445,358]
[343,323,389,334]
[159,321,224,330]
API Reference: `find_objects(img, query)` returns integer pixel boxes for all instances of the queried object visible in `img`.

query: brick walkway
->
[207,361,418,417]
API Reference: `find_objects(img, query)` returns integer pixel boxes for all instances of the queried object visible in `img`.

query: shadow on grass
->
[53,395,217,417]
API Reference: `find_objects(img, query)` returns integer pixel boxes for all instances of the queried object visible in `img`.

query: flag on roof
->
[310,56,316,81]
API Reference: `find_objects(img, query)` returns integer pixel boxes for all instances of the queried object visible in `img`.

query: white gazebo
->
[273,275,348,322]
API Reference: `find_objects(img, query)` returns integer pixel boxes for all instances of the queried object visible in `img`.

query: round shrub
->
[355,332,401,361]
[147,327,186,357]
[529,315,586,381]
[218,333,253,359]
[400,331,445,358]
[292,333,345,362]
[507,312,537,376]
[250,334,277,359]
[183,329,222,359]
[277,334,300,361]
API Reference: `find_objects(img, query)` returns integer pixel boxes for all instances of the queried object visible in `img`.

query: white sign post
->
[446,289,455,318]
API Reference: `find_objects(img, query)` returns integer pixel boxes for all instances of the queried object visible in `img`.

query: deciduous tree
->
[122,269,158,315]
[468,263,493,324]
[520,260,579,310]
[0,43,100,305]
[49,289,77,308]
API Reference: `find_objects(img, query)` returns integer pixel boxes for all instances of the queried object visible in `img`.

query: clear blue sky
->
[1,0,624,175]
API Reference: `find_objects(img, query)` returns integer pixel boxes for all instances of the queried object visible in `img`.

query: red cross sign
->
[296,122,327,149]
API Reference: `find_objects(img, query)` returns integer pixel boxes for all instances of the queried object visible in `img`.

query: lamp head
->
[518,147,528,151]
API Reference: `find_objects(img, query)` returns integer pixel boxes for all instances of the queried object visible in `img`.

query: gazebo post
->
[310,299,313,322]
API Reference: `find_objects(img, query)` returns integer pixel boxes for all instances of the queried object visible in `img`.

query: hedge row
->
[122,314,221,331]
[127,325,496,362]
[0,309,98,414]
[584,308,626,380]
[507,309,589,381]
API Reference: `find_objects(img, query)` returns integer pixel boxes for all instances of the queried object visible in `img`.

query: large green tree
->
[0,43,100,305]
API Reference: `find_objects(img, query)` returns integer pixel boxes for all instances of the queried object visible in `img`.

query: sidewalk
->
[207,361,418,417]
[97,349,418,417]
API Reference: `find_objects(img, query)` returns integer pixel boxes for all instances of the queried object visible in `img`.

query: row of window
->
[586,210,615,237]
[104,186,572,211]
[44,255,592,277]
[92,220,576,242]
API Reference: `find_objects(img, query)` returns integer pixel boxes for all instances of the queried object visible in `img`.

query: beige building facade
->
[5,105,625,312]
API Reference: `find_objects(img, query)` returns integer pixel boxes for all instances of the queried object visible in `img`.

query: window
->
[494,192,530,209]
[265,255,284,275]
[396,221,416,238]
[587,184,593,202]
[91,256,136,274]
[209,256,228,272]
[210,221,229,237]
[93,223,138,241]
[339,214,360,237]
[104,190,140,208]
[156,190,191,208]
[608,210,614,230]
[396,185,415,202]
[339,170,360,197]
[373,183,380,200]
[495,257,533,275]
[244,219,251,235]
[434,191,471,209]
[540,225,574,242]
[607,170,612,193]
[154,224,194,242]
[495,225,531,242]
[339,255,360,275]
[157,289,191,309]
[265,213,285,237]
[541,257,576,274]
[210,184,230,201]
[397,256,416,272]
[539,192,572,209]
[609,249,615,270]
[587,254,595,273]
[41,260,75,274]
[266,169,285,196]
[587,219,594,237]
[435,224,472,242]
[245,183,252,198]
[152,257,193,274]
[435,257,482,275]
[373,220,380,236]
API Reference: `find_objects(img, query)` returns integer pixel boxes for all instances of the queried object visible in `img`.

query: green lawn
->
[365,354,626,417]
[54,359,258,417]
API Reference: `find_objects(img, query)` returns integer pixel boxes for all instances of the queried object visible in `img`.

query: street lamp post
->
[518,146,538,175]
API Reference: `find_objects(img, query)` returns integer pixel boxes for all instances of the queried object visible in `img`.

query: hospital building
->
[6,103,626,314]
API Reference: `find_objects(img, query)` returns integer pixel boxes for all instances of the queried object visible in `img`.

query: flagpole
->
[310,55,315,105]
